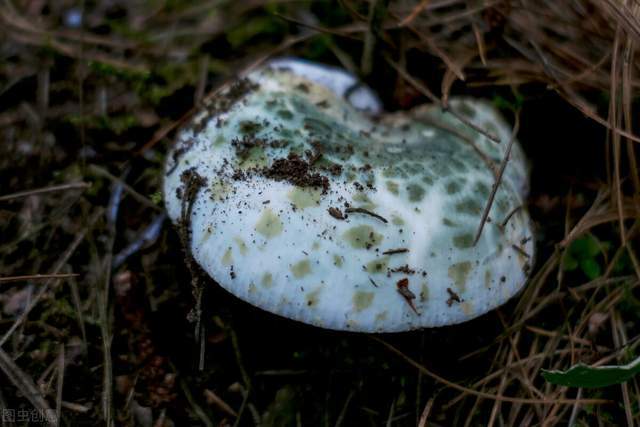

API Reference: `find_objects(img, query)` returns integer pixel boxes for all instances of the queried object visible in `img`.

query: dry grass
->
[0,0,639,425]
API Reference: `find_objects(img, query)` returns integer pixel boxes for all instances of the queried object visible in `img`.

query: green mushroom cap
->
[164,60,534,332]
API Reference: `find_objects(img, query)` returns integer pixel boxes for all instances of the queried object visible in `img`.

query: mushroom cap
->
[267,57,383,114]
[164,61,534,332]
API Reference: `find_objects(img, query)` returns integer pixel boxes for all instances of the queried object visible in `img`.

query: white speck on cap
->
[164,59,535,332]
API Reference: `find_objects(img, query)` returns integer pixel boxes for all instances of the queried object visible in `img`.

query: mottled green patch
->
[445,180,462,194]
[375,311,388,322]
[238,146,268,169]
[264,98,279,110]
[311,242,320,250]
[382,167,398,178]
[287,187,321,209]
[333,254,344,267]
[352,192,376,210]
[484,269,492,288]
[277,109,293,120]
[198,226,214,246]
[303,117,333,137]
[222,247,233,266]
[353,291,374,312]
[343,225,383,249]
[432,161,452,176]
[233,237,248,255]
[406,183,425,202]
[442,218,457,227]
[449,158,468,172]
[248,283,257,294]
[291,260,311,278]
[255,208,283,238]
[496,196,510,215]
[392,215,405,226]
[214,134,225,146]
[455,198,483,215]
[382,165,409,179]
[386,180,399,195]
[365,257,389,274]
[448,261,473,292]
[363,171,376,189]
[462,302,473,316]
[314,157,341,173]
[210,181,232,201]
[238,120,262,135]
[422,174,434,185]
[474,181,490,197]
[306,287,322,307]
[278,128,294,139]
[457,102,476,118]
[420,282,429,302]
[404,162,425,174]
[453,233,474,249]
[261,272,273,288]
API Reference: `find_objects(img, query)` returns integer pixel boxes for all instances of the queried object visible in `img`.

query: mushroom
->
[164,59,534,332]
[267,57,383,114]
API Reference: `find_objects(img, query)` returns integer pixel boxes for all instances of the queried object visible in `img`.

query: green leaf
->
[542,355,640,388]
[580,258,602,280]
[561,251,579,271]
[570,235,601,258]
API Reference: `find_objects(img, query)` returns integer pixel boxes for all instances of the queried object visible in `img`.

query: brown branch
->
[473,110,521,246]
[0,273,79,284]
[0,182,90,202]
